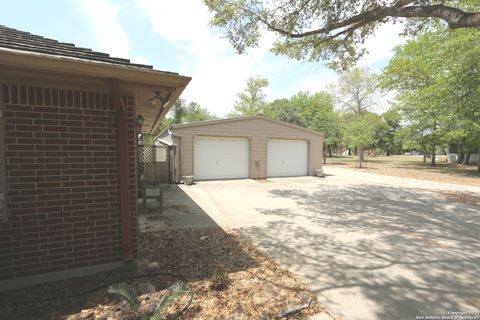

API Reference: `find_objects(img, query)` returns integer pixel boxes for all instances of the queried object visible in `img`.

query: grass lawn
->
[324,155,480,186]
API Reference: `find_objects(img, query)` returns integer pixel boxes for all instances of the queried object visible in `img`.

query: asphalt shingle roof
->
[0,25,161,71]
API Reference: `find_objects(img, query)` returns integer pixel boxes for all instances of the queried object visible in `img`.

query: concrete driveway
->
[178,167,480,319]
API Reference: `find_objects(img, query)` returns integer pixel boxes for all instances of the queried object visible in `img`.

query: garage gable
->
[170,115,323,138]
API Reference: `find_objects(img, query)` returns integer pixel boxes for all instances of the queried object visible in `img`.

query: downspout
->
[108,78,133,261]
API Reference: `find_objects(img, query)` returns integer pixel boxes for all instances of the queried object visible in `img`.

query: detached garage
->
[156,115,323,181]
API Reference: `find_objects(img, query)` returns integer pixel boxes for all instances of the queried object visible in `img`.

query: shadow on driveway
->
[139,184,219,232]
[239,184,480,319]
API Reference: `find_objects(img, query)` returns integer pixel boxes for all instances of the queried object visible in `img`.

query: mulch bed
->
[0,228,323,320]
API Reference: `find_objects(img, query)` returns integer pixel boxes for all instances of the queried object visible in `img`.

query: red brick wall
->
[0,83,138,281]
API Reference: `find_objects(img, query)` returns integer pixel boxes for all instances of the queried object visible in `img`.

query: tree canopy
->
[341,112,388,167]
[330,67,381,114]
[143,99,217,145]
[230,76,270,116]
[382,27,480,166]
[268,91,342,160]
[204,0,480,69]
[170,99,217,124]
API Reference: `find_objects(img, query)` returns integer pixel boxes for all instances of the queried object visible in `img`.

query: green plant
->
[108,281,193,320]
[210,266,230,291]
[108,283,138,307]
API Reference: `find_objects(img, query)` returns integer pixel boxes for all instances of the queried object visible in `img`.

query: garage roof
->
[168,115,324,137]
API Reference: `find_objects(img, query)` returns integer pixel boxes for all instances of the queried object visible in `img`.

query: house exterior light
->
[136,114,145,131]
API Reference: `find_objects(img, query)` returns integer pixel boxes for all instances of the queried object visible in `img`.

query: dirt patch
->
[325,155,480,186]
[169,204,194,214]
[255,179,273,184]
[0,228,325,320]
[430,190,480,207]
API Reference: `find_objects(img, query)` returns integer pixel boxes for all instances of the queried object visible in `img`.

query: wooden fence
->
[138,146,170,185]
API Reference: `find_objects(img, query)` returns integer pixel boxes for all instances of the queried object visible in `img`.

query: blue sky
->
[0,0,404,116]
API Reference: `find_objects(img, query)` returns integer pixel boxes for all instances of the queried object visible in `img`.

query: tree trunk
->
[431,145,436,166]
[328,145,332,158]
[354,146,358,156]
[423,153,427,163]
[477,149,480,172]
[358,147,364,168]
[431,121,437,166]
[459,152,465,163]
[464,153,470,164]
[348,148,351,156]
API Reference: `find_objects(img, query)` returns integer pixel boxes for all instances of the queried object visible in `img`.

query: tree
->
[382,28,480,167]
[397,124,430,162]
[268,98,306,127]
[169,99,217,124]
[183,101,217,123]
[291,92,342,160]
[330,67,380,114]
[342,112,387,167]
[330,67,381,158]
[230,76,269,116]
[204,0,480,69]
[437,28,480,170]
[143,99,217,145]
[171,98,187,125]
[379,106,403,155]
[269,91,342,160]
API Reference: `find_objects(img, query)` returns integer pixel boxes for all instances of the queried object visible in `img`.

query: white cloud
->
[79,0,150,66]
[80,0,130,58]
[134,0,276,116]
[82,0,405,116]
[130,56,152,65]
[359,22,405,69]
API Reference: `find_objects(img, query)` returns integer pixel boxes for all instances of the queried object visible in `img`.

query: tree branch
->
[389,5,480,29]
[260,4,479,39]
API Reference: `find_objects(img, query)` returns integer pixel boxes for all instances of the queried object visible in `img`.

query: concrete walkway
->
[178,168,480,320]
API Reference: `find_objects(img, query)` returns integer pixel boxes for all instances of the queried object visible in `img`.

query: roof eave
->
[0,48,191,88]
[0,48,191,135]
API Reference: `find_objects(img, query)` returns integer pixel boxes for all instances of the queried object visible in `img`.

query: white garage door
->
[267,139,308,177]
[194,136,249,180]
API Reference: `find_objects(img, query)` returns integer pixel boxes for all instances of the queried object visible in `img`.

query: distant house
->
[0,25,190,291]
[446,143,480,164]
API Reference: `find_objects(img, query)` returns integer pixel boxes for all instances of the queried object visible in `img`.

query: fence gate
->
[138,146,170,185]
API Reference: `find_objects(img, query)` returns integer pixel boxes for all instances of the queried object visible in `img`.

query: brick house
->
[0,25,191,291]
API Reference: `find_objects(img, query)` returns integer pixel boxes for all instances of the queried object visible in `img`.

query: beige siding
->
[180,134,194,176]
[172,135,182,182]
[173,117,323,179]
